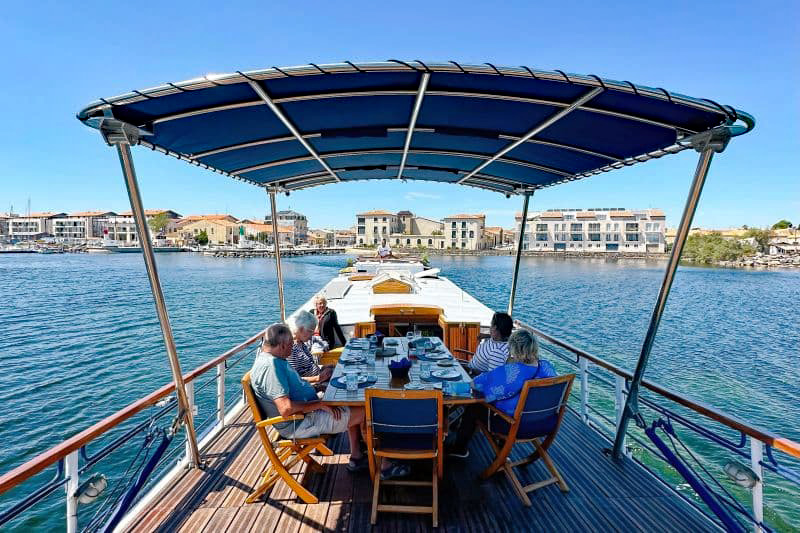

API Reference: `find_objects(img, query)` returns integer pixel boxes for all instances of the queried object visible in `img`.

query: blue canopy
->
[77,61,754,194]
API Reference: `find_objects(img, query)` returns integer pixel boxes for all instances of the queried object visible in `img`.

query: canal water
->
[0,253,797,530]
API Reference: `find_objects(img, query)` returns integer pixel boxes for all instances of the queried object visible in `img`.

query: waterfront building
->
[7,212,65,240]
[0,213,13,239]
[174,219,239,246]
[308,229,335,247]
[264,209,308,244]
[484,226,507,248]
[243,222,293,245]
[356,210,402,246]
[52,211,116,241]
[443,214,489,250]
[104,210,181,243]
[334,229,356,247]
[516,208,666,253]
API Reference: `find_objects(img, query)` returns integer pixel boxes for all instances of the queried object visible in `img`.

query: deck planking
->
[124,410,717,532]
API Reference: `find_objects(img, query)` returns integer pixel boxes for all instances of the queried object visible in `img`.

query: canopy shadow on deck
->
[124,409,716,532]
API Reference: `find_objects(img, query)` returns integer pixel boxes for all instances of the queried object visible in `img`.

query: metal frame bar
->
[458,87,604,184]
[231,148,571,177]
[246,80,340,183]
[397,73,430,179]
[146,88,688,134]
[508,191,532,315]
[113,142,202,467]
[269,189,286,321]
[189,128,620,164]
[612,128,731,460]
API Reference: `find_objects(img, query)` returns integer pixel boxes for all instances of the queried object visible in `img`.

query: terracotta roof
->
[181,214,238,222]
[68,211,116,217]
[244,223,293,233]
[484,226,503,232]
[609,211,635,218]
[443,213,485,219]
[397,210,413,216]
[540,211,563,219]
[576,212,597,218]
[357,210,395,216]
[648,209,665,217]
[118,209,181,217]
[14,212,65,219]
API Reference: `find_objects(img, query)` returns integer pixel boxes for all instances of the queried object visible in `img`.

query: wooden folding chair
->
[364,389,444,527]
[477,374,575,506]
[241,372,333,504]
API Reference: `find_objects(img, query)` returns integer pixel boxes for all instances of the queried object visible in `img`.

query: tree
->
[148,212,170,234]
[772,219,793,230]
[681,232,755,263]
[195,230,209,246]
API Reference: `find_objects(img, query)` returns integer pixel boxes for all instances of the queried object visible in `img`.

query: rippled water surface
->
[0,253,797,530]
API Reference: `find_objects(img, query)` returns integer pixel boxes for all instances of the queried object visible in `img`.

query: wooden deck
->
[124,409,717,532]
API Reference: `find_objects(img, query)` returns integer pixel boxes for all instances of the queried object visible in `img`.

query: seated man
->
[375,238,393,260]
[468,311,513,374]
[251,323,367,471]
[448,329,556,458]
[288,311,333,391]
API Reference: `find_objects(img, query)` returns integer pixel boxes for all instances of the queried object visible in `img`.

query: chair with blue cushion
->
[364,389,444,526]
[477,374,575,506]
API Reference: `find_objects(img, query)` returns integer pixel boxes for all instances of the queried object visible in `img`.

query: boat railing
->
[515,319,800,532]
[0,330,265,532]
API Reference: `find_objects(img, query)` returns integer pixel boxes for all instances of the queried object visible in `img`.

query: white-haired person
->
[447,329,557,459]
[251,323,368,472]
[287,311,333,390]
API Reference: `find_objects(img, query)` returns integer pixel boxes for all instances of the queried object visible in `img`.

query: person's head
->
[490,311,513,341]
[507,329,539,364]
[314,295,328,315]
[288,310,317,343]
[381,239,387,246]
[263,323,293,358]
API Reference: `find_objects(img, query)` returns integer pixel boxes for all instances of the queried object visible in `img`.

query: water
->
[0,253,797,530]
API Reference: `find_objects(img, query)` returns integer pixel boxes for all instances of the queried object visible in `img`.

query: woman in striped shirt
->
[468,311,513,373]
[287,311,333,390]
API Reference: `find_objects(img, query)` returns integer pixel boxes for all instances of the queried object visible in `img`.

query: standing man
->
[250,323,368,472]
[375,238,393,260]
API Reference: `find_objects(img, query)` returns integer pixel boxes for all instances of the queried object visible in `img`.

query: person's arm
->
[330,309,347,346]
[273,395,342,419]
[468,341,489,372]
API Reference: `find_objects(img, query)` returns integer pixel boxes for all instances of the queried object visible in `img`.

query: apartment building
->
[8,212,65,240]
[264,210,308,244]
[356,210,402,246]
[443,214,489,250]
[0,213,13,239]
[105,210,181,243]
[243,222,294,245]
[516,208,666,253]
[52,211,116,240]
[335,230,356,247]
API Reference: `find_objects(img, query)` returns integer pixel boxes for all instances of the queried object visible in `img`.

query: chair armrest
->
[319,347,344,366]
[257,414,304,427]
[485,403,516,425]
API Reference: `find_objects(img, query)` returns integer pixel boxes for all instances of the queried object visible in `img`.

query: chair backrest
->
[242,372,282,461]
[510,374,575,442]
[365,389,444,449]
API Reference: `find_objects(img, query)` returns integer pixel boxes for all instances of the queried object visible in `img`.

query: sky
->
[0,1,797,231]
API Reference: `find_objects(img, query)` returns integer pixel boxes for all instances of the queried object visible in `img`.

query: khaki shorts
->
[279,407,350,439]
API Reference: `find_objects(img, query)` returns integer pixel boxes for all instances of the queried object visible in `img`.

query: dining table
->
[320,336,483,406]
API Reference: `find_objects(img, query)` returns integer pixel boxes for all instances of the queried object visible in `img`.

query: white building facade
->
[517,208,666,253]
[7,213,65,240]
[443,214,488,250]
[52,211,116,240]
[356,210,402,246]
[265,210,308,244]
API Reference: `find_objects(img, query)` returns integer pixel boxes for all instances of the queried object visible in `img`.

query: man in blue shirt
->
[250,323,367,471]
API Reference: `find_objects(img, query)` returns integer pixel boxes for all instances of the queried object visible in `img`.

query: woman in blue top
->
[448,329,556,458]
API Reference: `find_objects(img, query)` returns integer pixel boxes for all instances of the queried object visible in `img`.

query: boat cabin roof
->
[77,61,754,195]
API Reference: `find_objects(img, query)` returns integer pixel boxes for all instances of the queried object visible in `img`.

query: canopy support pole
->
[508,191,533,315]
[612,127,732,460]
[113,142,201,468]
[397,72,430,179]
[268,189,286,321]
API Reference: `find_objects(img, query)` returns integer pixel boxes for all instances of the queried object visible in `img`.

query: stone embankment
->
[349,247,669,260]
[709,253,800,269]
[205,247,346,258]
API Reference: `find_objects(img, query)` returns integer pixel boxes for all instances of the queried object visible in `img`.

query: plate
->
[437,360,456,367]
[432,369,461,379]
[404,383,425,390]
[384,339,399,346]
[424,352,449,360]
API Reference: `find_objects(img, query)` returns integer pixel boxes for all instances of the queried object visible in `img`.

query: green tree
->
[195,230,209,246]
[681,232,755,263]
[772,219,792,230]
[256,231,271,244]
[148,212,170,233]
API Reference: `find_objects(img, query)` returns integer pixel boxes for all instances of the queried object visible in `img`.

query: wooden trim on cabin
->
[354,321,377,338]
[349,274,374,281]
[370,304,443,316]
[438,315,479,355]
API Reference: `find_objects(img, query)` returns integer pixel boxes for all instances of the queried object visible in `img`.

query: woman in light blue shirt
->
[448,329,556,458]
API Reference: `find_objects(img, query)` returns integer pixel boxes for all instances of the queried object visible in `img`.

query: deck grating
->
[124,410,718,532]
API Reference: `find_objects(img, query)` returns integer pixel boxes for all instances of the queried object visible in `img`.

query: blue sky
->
[1,1,797,230]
